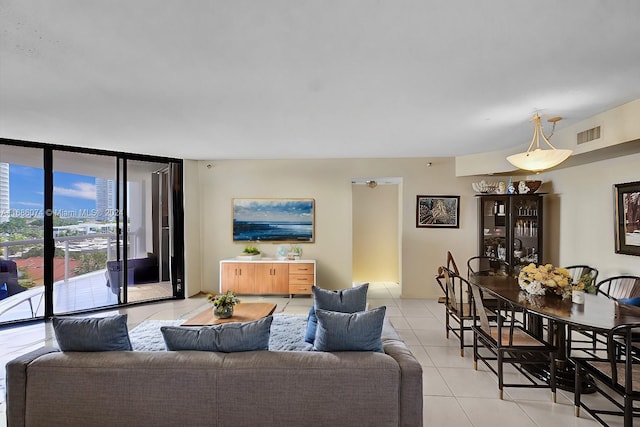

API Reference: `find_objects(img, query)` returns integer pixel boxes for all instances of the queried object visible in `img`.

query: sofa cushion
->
[305,283,369,344]
[313,306,386,352]
[619,296,640,306]
[52,314,133,351]
[161,315,273,352]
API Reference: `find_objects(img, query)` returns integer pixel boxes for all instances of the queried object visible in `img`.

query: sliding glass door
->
[52,150,118,314]
[116,159,176,305]
[0,145,45,322]
[0,139,183,324]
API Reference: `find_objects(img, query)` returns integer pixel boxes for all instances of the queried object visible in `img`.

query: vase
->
[213,305,234,319]
[572,290,585,304]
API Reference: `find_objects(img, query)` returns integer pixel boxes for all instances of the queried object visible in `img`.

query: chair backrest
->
[467,256,511,279]
[0,260,18,277]
[435,252,460,295]
[466,277,492,334]
[606,323,640,392]
[596,275,640,300]
[446,251,460,276]
[440,266,462,312]
[564,265,599,287]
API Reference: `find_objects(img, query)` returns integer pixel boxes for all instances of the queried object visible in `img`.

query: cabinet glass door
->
[480,197,507,260]
[510,196,541,272]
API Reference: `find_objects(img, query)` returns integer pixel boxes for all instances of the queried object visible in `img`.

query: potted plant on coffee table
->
[208,290,240,319]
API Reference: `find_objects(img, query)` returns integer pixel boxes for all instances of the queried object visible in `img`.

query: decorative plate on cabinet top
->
[472,180,498,194]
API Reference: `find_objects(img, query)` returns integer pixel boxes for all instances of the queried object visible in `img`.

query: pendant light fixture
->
[506,113,572,172]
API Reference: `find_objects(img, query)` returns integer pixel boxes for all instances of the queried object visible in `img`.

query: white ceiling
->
[1,1,640,161]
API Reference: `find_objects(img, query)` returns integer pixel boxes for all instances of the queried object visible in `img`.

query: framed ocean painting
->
[232,198,315,242]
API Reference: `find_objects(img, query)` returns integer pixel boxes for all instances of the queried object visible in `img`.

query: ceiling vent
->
[577,126,601,145]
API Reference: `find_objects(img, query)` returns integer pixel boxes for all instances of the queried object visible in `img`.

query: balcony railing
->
[0,233,163,322]
[0,232,142,284]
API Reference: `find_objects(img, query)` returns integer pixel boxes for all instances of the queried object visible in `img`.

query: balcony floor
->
[0,270,173,323]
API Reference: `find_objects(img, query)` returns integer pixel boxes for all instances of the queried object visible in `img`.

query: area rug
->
[129,313,312,352]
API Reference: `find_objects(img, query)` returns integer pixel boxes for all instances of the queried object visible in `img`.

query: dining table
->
[470,274,640,392]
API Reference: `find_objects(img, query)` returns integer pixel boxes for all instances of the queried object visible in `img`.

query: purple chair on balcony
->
[105,256,160,297]
[0,260,25,301]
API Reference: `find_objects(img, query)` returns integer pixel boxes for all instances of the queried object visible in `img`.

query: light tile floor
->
[0,282,625,426]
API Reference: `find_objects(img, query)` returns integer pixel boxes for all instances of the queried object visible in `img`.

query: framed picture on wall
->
[232,198,315,242]
[416,195,460,228]
[614,181,640,256]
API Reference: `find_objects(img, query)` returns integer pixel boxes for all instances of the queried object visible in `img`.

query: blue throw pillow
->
[313,306,386,352]
[161,315,273,352]
[618,297,640,307]
[305,283,369,344]
[52,314,132,351]
[0,283,7,300]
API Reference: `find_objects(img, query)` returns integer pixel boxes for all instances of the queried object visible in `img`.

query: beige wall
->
[188,157,481,299]
[352,182,399,283]
[539,152,640,280]
[183,103,640,300]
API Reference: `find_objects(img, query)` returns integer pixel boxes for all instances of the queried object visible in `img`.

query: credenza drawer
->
[289,263,314,275]
[289,284,312,295]
[288,274,314,285]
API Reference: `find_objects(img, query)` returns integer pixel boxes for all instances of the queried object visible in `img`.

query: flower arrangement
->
[208,290,240,309]
[518,263,572,298]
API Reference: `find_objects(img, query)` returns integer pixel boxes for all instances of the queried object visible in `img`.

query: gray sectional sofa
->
[5,324,422,426]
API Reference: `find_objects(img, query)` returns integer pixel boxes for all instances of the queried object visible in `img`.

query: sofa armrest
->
[383,338,423,427]
[6,347,60,427]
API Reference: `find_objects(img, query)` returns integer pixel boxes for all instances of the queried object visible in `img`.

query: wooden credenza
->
[220,259,316,296]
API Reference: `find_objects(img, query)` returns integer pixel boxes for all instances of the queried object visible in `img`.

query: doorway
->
[351,178,401,287]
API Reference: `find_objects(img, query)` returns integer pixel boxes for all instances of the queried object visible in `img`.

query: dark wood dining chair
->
[564,265,600,353]
[596,275,640,300]
[466,273,557,401]
[467,256,511,279]
[572,323,640,427]
[438,267,496,357]
[564,265,599,290]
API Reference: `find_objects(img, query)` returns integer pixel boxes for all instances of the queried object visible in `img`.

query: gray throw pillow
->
[313,306,386,352]
[161,315,273,352]
[305,283,369,344]
[52,314,132,351]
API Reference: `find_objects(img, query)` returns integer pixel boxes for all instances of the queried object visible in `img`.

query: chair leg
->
[473,331,478,370]
[498,351,504,400]
[459,325,464,357]
[549,351,556,403]
[574,363,581,417]
[445,311,450,339]
[624,397,633,427]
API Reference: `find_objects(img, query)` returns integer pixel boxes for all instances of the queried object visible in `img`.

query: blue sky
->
[9,165,96,212]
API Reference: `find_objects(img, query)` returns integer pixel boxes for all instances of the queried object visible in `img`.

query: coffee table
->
[181,302,277,326]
